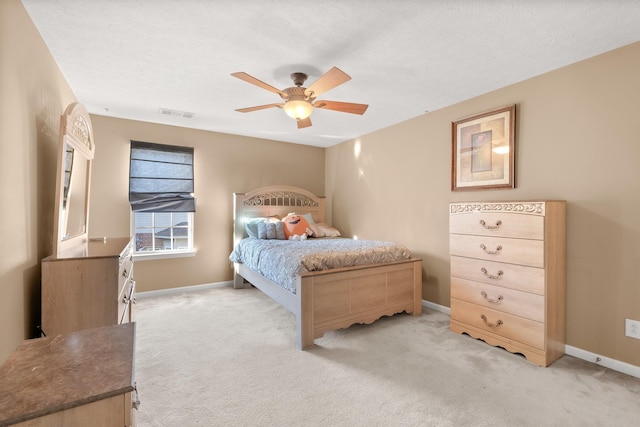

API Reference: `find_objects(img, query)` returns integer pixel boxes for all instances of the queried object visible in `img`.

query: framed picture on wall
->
[451,104,516,191]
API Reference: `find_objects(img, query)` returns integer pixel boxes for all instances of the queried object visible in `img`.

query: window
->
[133,212,193,253]
[129,141,195,257]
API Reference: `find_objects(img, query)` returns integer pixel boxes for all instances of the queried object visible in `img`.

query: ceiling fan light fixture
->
[232,67,367,128]
[283,99,313,120]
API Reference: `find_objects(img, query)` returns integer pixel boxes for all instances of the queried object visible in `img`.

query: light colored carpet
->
[134,285,640,426]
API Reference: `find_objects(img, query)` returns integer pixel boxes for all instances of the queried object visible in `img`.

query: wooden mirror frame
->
[52,102,95,257]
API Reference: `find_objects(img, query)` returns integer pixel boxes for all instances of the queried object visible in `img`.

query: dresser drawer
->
[450,234,544,268]
[450,256,545,294]
[118,254,134,298]
[450,210,544,240]
[118,279,136,324]
[451,299,545,350]
[119,253,134,282]
[451,277,544,322]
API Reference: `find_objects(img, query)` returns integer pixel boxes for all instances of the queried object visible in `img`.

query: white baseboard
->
[422,299,450,315]
[136,281,233,300]
[565,345,640,378]
[422,299,639,379]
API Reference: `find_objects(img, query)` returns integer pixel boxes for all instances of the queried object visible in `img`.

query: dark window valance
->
[129,140,195,212]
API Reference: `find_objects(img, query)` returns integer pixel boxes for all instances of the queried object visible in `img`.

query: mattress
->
[229,237,412,293]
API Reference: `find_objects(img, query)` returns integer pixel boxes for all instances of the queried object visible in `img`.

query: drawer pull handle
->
[480,314,503,328]
[133,383,141,410]
[480,267,504,279]
[480,291,504,304]
[479,219,502,229]
[480,243,502,254]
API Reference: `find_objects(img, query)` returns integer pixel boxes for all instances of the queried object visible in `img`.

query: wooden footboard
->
[296,258,422,349]
[237,258,422,349]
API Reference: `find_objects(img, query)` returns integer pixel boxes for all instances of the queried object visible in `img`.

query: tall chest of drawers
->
[41,237,135,337]
[449,201,566,367]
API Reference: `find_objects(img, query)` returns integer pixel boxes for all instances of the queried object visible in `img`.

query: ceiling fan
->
[231,67,368,129]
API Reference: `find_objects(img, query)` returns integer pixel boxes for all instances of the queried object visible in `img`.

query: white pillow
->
[301,212,315,224]
[308,222,341,238]
[316,223,341,237]
[308,222,325,237]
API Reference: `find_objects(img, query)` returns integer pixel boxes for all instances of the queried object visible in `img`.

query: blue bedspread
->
[229,238,412,293]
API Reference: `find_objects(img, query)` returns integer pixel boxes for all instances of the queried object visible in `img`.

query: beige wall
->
[0,0,78,361]
[326,42,640,367]
[88,116,325,292]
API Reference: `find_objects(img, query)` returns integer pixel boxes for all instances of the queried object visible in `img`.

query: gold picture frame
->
[451,104,516,191]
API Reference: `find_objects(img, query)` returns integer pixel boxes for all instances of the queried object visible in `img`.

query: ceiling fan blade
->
[305,67,351,98]
[235,103,283,113]
[231,72,287,97]
[314,100,369,115]
[297,117,312,129]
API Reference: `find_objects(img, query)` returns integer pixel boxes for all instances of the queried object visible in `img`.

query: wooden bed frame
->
[232,185,423,349]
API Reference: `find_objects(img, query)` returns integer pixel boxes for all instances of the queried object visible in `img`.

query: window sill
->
[133,249,196,261]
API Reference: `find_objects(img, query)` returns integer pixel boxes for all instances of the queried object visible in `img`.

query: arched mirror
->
[52,102,95,257]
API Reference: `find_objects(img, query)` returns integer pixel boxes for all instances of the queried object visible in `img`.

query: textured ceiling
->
[21,0,640,148]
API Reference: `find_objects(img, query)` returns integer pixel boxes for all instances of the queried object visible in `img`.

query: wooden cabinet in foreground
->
[449,201,566,367]
[41,237,135,337]
[0,323,137,427]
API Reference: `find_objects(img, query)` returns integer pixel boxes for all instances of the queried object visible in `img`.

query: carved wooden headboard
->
[233,185,326,246]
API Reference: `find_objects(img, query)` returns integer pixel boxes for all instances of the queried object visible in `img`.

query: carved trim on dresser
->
[450,201,545,216]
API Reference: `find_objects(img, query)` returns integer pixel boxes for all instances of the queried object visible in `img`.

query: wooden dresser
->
[449,201,566,367]
[41,237,135,337]
[0,323,137,427]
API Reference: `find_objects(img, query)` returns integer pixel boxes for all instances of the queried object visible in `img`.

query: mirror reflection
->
[62,144,73,209]
[60,143,89,240]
